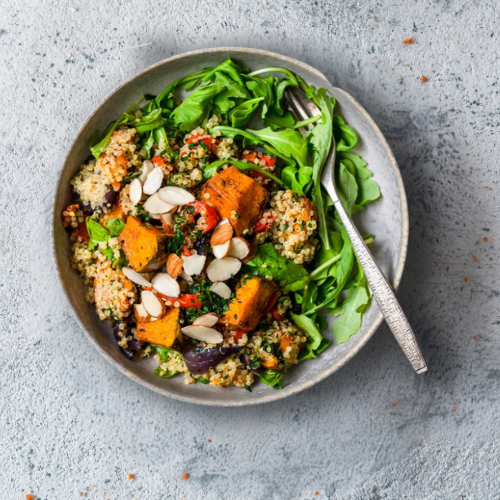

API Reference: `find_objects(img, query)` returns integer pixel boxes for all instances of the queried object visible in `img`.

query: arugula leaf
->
[245,243,309,292]
[337,161,359,215]
[307,88,335,250]
[291,313,323,350]
[106,218,126,237]
[154,67,215,109]
[263,109,296,130]
[246,127,308,167]
[212,72,250,115]
[332,116,358,151]
[85,217,128,269]
[254,370,284,389]
[153,126,174,157]
[246,75,276,118]
[171,83,225,132]
[228,97,264,127]
[202,58,246,86]
[280,165,313,194]
[338,152,381,207]
[86,217,109,247]
[330,285,371,343]
[141,130,155,159]
[153,366,177,379]
[89,94,145,159]
[203,159,283,185]
[152,344,181,362]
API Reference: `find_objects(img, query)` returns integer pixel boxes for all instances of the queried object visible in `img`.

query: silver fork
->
[286,88,427,374]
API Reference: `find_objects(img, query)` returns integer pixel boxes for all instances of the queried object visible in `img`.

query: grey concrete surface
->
[1,1,499,498]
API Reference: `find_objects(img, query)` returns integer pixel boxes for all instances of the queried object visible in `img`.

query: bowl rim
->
[52,47,409,406]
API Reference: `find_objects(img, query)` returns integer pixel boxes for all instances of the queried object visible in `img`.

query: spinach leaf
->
[106,218,126,237]
[254,370,284,389]
[291,313,323,350]
[245,243,309,292]
[228,97,264,127]
[246,127,308,167]
[203,159,283,185]
[330,285,371,343]
[171,83,225,132]
[307,88,335,250]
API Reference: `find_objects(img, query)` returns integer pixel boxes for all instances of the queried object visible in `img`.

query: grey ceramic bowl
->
[52,48,408,406]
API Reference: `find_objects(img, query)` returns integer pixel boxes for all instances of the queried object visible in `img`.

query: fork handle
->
[326,187,427,373]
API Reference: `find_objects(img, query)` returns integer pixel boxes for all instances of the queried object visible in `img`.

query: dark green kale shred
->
[184,277,231,324]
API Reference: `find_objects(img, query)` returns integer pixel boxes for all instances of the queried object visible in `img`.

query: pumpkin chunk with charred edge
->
[119,216,166,272]
[136,307,182,348]
[220,276,277,330]
[201,166,268,236]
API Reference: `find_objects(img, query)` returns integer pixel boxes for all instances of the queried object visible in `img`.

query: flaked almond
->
[241,239,258,264]
[182,254,206,276]
[181,325,223,344]
[193,313,219,328]
[210,219,233,246]
[134,303,149,321]
[141,290,165,318]
[206,257,241,282]
[143,166,164,195]
[122,267,151,287]
[167,254,183,279]
[227,237,250,260]
[212,240,230,259]
[158,186,195,205]
[180,270,193,283]
[129,178,143,205]
[152,272,180,298]
[139,159,154,183]
[144,193,176,214]
[210,282,232,299]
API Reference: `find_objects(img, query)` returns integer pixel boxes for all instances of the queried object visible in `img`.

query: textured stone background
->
[1,0,499,498]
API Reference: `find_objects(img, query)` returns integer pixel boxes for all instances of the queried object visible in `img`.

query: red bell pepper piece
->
[186,134,216,150]
[188,200,220,233]
[263,290,280,316]
[253,214,275,233]
[156,292,203,308]
[233,329,246,342]
[182,245,192,256]
[271,307,285,322]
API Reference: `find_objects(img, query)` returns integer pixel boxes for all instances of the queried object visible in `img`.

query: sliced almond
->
[129,178,143,205]
[143,166,164,195]
[143,193,176,215]
[139,160,154,183]
[241,239,258,264]
[210,218,233,246]
[193,313,219,328]
[158,186,195,205]
[122,267,151,287]
[166,254,183,279]
[182,254,206,276]
[181,325,223,344]
[212,240,230,259]
[141,290,165,318]
[227,237,250,260]
[134,303,149,321]
[151,272,180,298]
[210,282,232,300]
[160,213,174,235]
[206,257,242,282]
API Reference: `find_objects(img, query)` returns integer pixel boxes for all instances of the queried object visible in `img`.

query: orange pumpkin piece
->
[136,307,182,348]
[101,204,126,229]
[201,166,268,236]
[220,276,277,331]
[119,216,166,272]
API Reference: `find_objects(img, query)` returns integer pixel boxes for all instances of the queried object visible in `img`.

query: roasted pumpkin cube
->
[136,307,182,348]
[201,166,268,236]
[220,276,277,331]
[119,216,166,272]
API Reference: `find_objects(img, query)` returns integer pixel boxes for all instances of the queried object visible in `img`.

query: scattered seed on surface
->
[464,277,469,282]
[128,474,134,480]
[472,255,477,262]
[403,38,413,44]
[474,335,480,341]
[182,472,190,481]
[452,405,458,412]
[420,75,428,82]
[393,402,399,407]
[483,237,489,243]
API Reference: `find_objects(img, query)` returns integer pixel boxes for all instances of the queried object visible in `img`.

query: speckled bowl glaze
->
[52,48,409,406]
